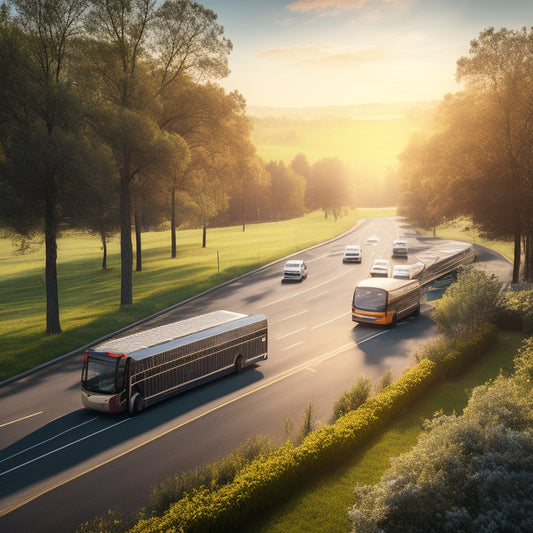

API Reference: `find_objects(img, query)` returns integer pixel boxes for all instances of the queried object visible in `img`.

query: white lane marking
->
[0,417,100,464]
[305,290,328,301]
[0,418,131,477]
[0,412,43,428]
[259,270,354,309]
[312,312,351,329]
[358,330,392,343]
[279,310,310,321]
[277,328,306,340]
[280,342,304,351]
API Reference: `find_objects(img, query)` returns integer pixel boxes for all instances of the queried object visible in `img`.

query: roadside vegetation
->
[398,28,533,284]
[76,270,533,532]
[350,337,533,532]
[1,208,387,381]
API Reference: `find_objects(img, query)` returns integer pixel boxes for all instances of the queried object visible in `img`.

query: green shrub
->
[296,402,316,444]
[416,323,497,379]
[501,284,533,332]
[415,335,455,364]
[439,323,498,378]
[433,268,502,338]
[514,336,533,384]
[332,376,371,421]
[77,508,125,533]
[374,370,393,394]
[493,308,524,330]
[148,435,274,516]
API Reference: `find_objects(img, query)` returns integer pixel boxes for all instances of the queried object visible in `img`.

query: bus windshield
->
[353,287,387,312]
[83,352,125,394]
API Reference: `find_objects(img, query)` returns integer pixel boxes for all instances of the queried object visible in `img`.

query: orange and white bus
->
[81,310,267,414]
[352,278,421,326]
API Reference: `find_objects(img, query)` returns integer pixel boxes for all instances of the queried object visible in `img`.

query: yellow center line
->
[0,412,43,428]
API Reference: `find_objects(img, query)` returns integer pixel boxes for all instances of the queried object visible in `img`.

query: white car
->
[370,259,391,278]
[343,245,362,263]
[392,239,408,257]
[365,236,380,245]
[392,265,412,279]
[393,262,424,280]
[283,260,308,281]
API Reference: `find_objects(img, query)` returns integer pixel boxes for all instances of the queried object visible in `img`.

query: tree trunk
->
[100,232,107,270]
[202,218,207,248]
[120,175,133,306]
[45,178,61,335]
[512,229,521,284]
[135,209,142,272]
[171,185,177,258]
[525,228,532,282]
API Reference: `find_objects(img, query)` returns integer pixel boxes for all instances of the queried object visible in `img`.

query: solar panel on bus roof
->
[91,310,248,355]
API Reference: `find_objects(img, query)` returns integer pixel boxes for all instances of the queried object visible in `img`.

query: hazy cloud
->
[258,44,390,68]
[286,0,409,13]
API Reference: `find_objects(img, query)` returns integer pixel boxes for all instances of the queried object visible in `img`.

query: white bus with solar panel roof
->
[81,310,268,413]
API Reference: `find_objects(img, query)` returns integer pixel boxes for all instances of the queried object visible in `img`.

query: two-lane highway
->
[0,217,512,532]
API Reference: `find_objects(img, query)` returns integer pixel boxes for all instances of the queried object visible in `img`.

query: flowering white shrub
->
[349,352,533,533]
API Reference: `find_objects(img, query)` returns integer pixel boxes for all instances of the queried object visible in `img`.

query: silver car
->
[283,260,308,281]
[343,245,362,263]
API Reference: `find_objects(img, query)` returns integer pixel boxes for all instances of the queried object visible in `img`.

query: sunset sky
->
[201,0,533,108]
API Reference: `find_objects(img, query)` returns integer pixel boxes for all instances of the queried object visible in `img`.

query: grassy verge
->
[238,330,524,533]
[419,217,514,261]
[0,208,394,381]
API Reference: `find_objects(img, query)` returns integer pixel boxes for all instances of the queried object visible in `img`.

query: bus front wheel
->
[129,392,144,414]
[235,355,244,374]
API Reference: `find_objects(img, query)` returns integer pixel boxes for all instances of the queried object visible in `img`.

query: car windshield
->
[83,352,125,394]
[354,287,387,312]
[286,262,300,268]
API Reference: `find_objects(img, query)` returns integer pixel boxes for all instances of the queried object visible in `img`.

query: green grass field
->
[252,117,417,175]
[419,217,514,261]
[0,208,396,381]
[249,104,436,179]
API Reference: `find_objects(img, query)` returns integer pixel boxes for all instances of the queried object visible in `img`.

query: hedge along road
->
[0,217,513,533]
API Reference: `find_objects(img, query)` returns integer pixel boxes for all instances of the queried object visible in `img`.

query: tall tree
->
[0,0,88,334]
[83,0,231,303]
[455,27,533,282]
[265,160,306,220]
[83,0,158,306]
[131,131,189,270]
[307,157,352,220]
[398,128,460,234]
[159,80,239,253]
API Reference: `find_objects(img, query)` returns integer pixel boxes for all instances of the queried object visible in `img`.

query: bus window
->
[353,287,387,312]
[83,352,125,394]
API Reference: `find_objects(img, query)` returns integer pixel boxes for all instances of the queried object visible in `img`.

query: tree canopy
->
[399,27,533,282]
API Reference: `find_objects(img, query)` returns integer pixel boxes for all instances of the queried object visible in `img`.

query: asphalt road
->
[0,217,512,532]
